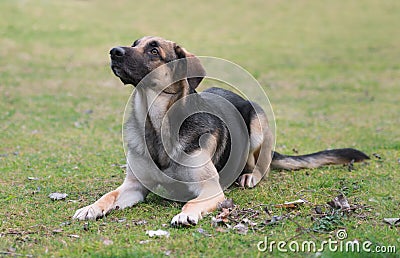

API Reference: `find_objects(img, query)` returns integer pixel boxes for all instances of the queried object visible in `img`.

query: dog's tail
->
[271,148,369,170]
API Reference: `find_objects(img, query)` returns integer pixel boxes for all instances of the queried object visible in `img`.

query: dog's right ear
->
[132,39,140,47]
[174,45,205,89]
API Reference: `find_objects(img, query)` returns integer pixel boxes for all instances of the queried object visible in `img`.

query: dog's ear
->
[174,45,205,89]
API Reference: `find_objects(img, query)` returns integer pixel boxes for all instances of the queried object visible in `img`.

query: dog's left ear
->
[174,45,205,89]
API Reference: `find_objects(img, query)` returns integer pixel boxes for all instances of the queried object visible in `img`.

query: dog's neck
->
[134,80,192,133]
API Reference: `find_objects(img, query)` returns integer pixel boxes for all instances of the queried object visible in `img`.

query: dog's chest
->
[127,90,174,170]
[144,121,171,170]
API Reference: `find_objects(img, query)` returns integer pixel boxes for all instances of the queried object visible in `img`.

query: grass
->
[1,0,399,257]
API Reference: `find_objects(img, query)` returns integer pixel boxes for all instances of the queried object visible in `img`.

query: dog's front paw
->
[237,173,258,188]
[171,212,199,227]
[73,204,104,220]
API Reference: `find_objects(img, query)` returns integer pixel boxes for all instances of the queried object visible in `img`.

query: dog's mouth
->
[111,63,132,85]
[111,64,123,78]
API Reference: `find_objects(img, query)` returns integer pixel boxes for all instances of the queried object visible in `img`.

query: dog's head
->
[110,36,205,90]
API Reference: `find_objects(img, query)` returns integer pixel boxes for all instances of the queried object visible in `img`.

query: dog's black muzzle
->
[109,46,155,86]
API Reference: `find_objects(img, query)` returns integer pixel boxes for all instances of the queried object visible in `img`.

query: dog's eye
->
[150,48,159,56]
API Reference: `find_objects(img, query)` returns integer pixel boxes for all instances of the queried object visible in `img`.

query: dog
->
[73,36,369,226]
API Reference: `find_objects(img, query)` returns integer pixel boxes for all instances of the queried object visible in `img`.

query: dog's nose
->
[110,47,125,57]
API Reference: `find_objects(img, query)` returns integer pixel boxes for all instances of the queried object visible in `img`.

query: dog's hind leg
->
[73,165,148,220]
[237,111,274,188]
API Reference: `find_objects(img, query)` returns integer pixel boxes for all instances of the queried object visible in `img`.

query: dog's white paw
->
[73,204,104,220]
[238,174,257,188]
[171,212,199,227]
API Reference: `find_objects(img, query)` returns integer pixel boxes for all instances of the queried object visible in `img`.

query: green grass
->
[1,0,399,257]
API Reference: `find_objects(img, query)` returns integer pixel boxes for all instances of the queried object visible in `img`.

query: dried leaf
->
[49,193,68,200]
[197,228,212,237]
[216,208,231,223]
[133,219,147,225]
[327,194,350,209]
[373,153,382,159]
[233,223,248,235]
[211,217,225,227]
[117,218,126,223]
[217,199,234,210]
[275,199,305,208]
[60,221,71,227]
[241,218,257,227]
[52,229,63,234]
[146,229,170,238]
[264,215,283,225]
[383,218,400,226]
[68,234,80,238]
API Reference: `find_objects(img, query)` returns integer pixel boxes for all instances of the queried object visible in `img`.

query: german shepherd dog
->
[73,36,369,226]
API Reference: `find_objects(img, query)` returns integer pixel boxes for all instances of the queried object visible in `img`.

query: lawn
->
[0,0,399,257]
